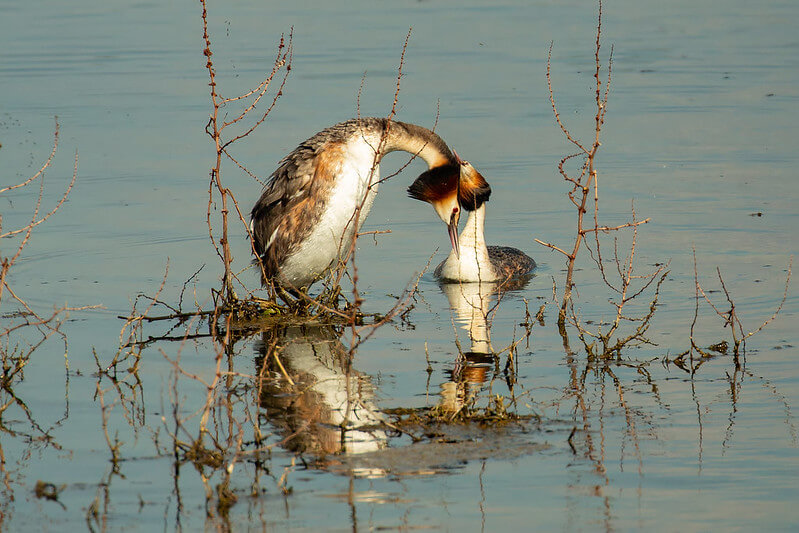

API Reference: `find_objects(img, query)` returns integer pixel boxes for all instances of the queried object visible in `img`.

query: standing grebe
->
[408,162,536,283]
[250,117,463,289]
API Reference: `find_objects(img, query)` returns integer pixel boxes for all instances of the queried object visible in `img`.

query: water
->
[2,0,798,530]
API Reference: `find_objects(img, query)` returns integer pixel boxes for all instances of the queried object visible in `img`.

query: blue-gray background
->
[2,0,797,530]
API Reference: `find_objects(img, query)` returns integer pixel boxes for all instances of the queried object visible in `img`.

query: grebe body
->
[251,118,460,288]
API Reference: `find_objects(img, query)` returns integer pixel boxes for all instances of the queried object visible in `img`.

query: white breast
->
[436,245,500,282]
[278,138,381,287]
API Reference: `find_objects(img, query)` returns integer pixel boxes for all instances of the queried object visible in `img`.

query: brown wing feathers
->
[251,141,342,281]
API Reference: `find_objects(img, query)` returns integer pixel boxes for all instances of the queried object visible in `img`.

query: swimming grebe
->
[250,118,463,289]
[408,163,536,283]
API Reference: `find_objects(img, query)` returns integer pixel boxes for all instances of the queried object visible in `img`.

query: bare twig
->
[200,0,292,303]
[694,254,792,357]
[542,1,613,325]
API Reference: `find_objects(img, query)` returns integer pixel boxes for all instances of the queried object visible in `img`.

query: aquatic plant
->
[0,119,94,511]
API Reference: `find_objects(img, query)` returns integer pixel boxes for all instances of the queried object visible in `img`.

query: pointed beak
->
[448,211,460,258]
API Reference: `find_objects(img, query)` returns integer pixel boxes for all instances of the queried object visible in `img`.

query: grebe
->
[408,163,536,283]
[250,117,463,289]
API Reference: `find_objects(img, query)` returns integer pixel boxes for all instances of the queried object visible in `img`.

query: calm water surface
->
[2,0,798,530]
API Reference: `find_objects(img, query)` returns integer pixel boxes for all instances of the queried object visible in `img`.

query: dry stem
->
[541,0,614,326]
[200,0,292,303]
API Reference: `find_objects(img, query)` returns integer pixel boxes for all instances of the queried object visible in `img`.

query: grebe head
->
[408,164,462,257]
[453,152,491,211]
[407,154,492,257]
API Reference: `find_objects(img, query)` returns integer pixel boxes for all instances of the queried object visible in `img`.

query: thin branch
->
[744,256,792,339]
[0,120,59,196]
[547,42,588,155]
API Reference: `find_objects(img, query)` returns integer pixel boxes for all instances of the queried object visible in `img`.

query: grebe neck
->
[461,204,489,255]
[462,205,498,279]
[378,119,454,168]
[435,204,498,282]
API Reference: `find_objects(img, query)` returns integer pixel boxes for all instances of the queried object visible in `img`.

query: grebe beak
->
[448,210,460,259]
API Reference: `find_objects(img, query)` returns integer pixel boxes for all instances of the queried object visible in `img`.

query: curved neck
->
[376,119,455,169]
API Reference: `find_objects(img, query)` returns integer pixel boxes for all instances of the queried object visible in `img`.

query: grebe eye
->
[453,207,459,213]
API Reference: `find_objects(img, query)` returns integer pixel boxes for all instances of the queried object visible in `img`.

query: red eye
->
[453,207,459,213]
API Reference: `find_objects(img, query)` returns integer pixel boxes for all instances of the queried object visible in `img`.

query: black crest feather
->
[407,164,460,203]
